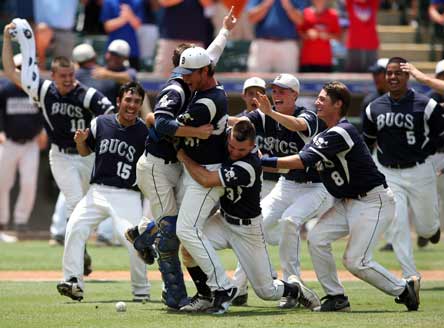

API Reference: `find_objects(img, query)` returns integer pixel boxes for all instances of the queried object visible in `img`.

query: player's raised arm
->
[177,149,221,188]
[401,62,444,92]
[2,24,21,87]
[74,128,92,156]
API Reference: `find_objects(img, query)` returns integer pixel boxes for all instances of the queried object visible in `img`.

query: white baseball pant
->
[379,160,440,278]
[0,139,39,226]
[308,186,406,297]
[63,184,150,296]
[204,212,285,300]
[176,166,234,291]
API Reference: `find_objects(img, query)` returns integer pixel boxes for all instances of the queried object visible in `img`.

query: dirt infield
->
[1,270,443,282]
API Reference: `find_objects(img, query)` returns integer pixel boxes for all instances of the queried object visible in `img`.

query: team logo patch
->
[181,57,185,65]
[224,167,238,182]
[314,136,328,147]
[177,112,194,125]
[158,95,173,108]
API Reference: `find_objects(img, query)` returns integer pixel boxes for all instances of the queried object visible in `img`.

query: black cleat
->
[207,287,240,315]
[430,228,441,244]
[313,294,351,312]
[57,277,84,301]
[232,292,248,306]
[83,249,92,276]
[395,276,420,311]
[417,236,429,248]
[379,243,394,252]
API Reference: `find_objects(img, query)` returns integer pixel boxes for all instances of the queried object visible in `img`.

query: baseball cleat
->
[279,295,298,309]
[417,236,429,248]
[395,276,420,311]
[379,243,394,252]
[207,287,240,315]
[133,294,150,302]
[430,228,441,244]
[179,294,213,312]
[232,292,248,306]
[288,275,321,310]
[57,278,83,301]
[313,294,351,312]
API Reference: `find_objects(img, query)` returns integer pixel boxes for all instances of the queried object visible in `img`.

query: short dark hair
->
[232,120,256,143]
[51,56,74,72]
[118,81,145,100]
[323,81,351,117]
[172,43,193,67]
[387,56,408,66]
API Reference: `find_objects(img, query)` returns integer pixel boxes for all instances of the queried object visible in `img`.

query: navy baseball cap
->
[369,58,389,73]
[173,47,212,75]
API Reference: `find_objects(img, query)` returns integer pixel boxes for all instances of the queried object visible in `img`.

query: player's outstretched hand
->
[195,124,214,139]
[74,128,90,144]
[254,91,273,115]
[223,6,237,31]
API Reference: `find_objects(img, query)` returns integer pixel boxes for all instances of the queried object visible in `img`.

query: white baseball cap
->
[369,58,389,73]
[242,77,266,93]
[435,59,444,76]
[72,43,96,63]
[173,46,212,75]
[108,39,130,58]
[268,74,300,93]
[13,53,23,67]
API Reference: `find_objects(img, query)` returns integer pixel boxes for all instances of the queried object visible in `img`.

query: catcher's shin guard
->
[156,216,188,309]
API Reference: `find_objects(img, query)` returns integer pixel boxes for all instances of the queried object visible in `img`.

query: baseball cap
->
[242,77,266,93]
[369,58,389,73]
[435,59,444,76]
[72,44,96,63]
[268,74,300,93]
[13,53,22,67]
[173,47,212,75]
[108,39,130,58]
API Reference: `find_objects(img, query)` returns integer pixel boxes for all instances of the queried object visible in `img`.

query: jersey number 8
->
[331,171,344,186]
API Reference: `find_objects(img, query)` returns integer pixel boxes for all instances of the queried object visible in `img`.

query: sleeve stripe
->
[233,160,256,187]
[40,80,54,131]
[154,110,175,117]
[90,118,97,138]
[309,146,329,161]
[163,84,185,108]
[83,88,97,109]
[424,98,438,120]
[218,169,227,187]
[196,98,217,121]
[363,132,376,139]
[365,104,373,122]
[330,126,354,149]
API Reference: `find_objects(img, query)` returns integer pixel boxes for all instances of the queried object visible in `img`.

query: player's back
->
[178,85,228,165]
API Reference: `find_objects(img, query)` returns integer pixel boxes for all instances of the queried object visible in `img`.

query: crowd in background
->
[0,0,438,74]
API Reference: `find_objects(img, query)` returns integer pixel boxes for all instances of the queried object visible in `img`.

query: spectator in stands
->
[298,0,341,73]
[33,0,79,70]
[360,58,389,112]
[246,0,306,73]
[100,0,144,70]
[153,0,211,76]
[344,0,379,72]
[80,0,105,35]
[137,0,160,69]
[429,0,444,59]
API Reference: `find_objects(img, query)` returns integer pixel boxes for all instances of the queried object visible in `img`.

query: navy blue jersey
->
[299,119,386,199]
[219,150,262,219]
[86,114,148,190]
[0,81,43,141]
[359,91,385,132]
[177,85,228,165]
[247,106,324,183]
[427,90,444,150]
[145,77,191,162]
[36,79,115,149]
[362,89,444,166]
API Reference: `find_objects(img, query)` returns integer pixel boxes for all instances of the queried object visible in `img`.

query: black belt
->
[385,160,425,169]
[57,146,78,154]
[350,182,388,200]
[11,138,32,144]
[221,210,252,226]
[144,149,178,164]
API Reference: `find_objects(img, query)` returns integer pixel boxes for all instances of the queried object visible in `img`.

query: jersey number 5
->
[406,131,416,145]
[117,161,131,180]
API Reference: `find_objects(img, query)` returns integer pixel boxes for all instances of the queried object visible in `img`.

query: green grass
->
[1,239,443,272]
[1,280,443,328]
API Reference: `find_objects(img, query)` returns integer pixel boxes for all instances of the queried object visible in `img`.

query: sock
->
[187,266,211,298]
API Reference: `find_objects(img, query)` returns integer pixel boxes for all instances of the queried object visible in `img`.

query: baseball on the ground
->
[115,301,127,312]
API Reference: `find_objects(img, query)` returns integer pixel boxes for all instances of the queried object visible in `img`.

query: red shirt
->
[298,7,340,66]
[346,0,379,50]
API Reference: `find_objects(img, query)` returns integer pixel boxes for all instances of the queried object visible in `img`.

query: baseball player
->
[230,74,333,308]
[57,82,150,302]
[363,57,443,280]
[177,120,321,314]
[0,54,46,233]
[125,11,238,309]
[2,20,114,275]
[261,81,420,312]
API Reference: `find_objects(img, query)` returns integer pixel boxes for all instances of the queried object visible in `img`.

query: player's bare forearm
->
[75,141,92,156]
[268,111,307,132]
[277,155,304,169]
[177,149,221,188]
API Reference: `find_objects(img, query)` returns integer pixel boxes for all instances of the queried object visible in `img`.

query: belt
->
[57,145,78,154]
[145,150,178,164]
[385,160,425,169]
[221,209,252,226]
[350,182,388,200]
[11,138,32,144]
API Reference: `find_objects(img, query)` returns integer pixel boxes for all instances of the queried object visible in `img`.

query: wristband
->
[261,157,278,168]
